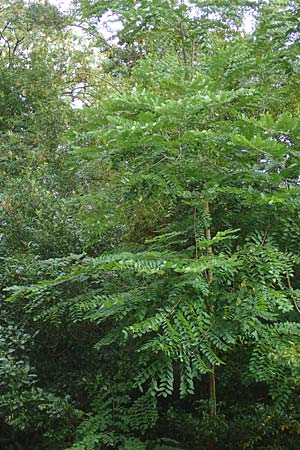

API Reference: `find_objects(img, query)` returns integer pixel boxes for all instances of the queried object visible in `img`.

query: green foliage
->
[70,385,158,449]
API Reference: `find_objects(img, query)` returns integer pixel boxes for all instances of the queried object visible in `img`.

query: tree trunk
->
[204,201,217,418]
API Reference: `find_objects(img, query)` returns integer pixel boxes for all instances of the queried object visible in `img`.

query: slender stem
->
[194,207,198,260]
[179,0,187,65]
[209,367,217,417]
[204,200,217,417]
[191,39,195,78]
[205,201,213,284]
[286,271,300,314]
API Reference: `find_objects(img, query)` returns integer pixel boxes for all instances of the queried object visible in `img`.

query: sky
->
[49,0,255,34]
[48,0,255,109]
[50,0,72,12]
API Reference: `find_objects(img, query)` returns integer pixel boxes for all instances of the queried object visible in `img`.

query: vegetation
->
[1,1,300,449]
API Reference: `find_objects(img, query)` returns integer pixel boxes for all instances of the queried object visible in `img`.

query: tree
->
[0,2,91,448]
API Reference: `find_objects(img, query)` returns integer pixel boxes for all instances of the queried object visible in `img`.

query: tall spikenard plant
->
[66,0,300,412]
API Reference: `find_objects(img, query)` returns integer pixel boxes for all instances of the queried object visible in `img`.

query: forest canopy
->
[1,1,300,449]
